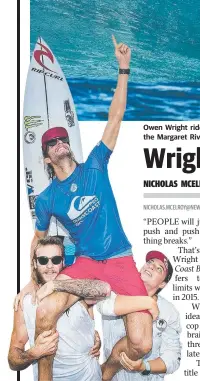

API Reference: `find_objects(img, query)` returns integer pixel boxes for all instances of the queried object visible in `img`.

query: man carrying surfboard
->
[19,36,154,381]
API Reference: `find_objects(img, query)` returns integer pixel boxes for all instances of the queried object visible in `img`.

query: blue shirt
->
[35,141,131,260]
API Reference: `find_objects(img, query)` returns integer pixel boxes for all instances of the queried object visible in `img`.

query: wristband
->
[119,68,130,75]
[141,360,151,376]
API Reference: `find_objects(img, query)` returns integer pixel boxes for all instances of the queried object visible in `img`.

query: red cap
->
[42,127,69,150]
[146,250,173,283]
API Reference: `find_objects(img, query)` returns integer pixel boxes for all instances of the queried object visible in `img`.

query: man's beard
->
[34,268,46,285]
[52,146,74,164]
[34,268,57,285]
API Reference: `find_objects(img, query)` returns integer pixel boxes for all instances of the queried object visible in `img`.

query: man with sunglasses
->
[9,237,158,381]
[41,128,77,180]
[8,236,110,380]
[20,36,155,381]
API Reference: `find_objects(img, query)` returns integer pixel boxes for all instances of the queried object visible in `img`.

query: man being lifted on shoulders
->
[18,36,154,381]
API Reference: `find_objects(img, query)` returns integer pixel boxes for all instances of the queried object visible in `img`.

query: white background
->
[0,0,18,379]
[2,0,200,380]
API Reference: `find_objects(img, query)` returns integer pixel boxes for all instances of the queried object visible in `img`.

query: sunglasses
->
[37,256,63,265]
[46,137,69,147]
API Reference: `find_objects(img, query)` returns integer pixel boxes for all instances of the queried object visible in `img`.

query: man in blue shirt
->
[21,36,153,381]
[37,131,131,260]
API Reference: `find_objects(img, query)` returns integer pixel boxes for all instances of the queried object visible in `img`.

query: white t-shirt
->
[23,295,102,381]
[97,293,182,380]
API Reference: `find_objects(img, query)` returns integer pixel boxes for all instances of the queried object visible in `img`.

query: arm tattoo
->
[8,347,36,371]
[53,279,110,299]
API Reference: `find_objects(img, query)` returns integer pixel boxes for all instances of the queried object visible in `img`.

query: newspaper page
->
[4,1,200,381]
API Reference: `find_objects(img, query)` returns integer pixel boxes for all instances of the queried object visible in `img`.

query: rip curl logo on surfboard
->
[32,41,64,81]
[34,42,56,72]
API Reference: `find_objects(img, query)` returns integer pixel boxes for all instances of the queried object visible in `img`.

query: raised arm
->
[8,307,58,371]
[102,35,131,151]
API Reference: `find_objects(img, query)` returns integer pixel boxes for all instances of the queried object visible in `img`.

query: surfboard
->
[23,37,83,263]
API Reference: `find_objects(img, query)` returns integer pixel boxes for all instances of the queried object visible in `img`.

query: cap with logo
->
[146,250,173,283]
[42,127,69,151]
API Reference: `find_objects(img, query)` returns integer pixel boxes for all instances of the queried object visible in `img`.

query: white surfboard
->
[23,37,83,260]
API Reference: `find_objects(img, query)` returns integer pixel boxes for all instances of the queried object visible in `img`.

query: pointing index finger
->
[112,35,117,48]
